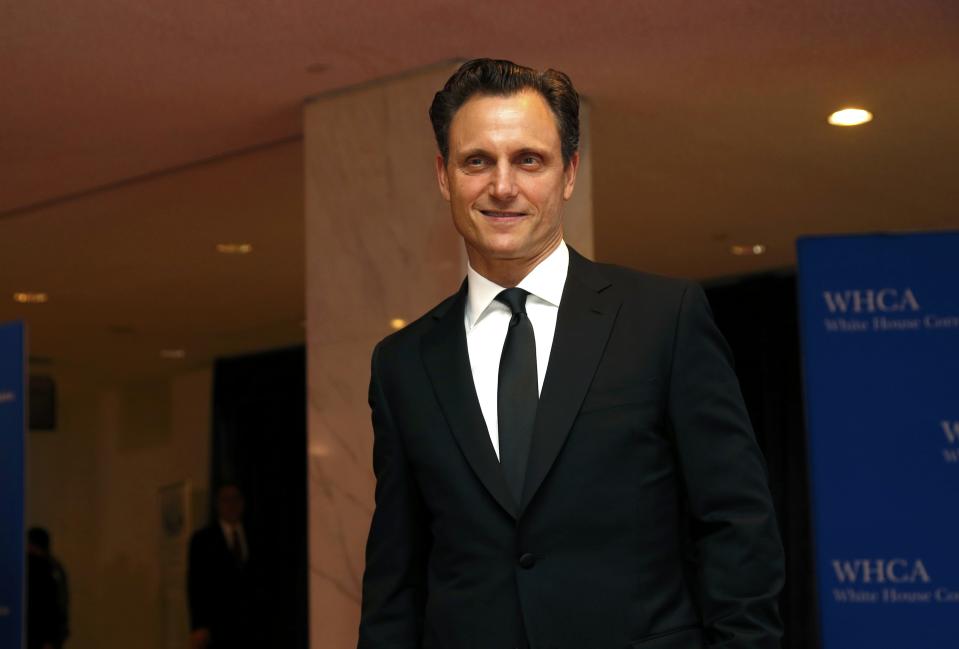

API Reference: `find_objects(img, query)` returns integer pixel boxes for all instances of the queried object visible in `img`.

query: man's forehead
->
[448,90,561,150]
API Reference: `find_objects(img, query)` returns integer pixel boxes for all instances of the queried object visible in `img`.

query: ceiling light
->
[216,243,253,254]
[828,108,873,127]
[13,292,48,304]
[730,244,766,256]
[160,349,186,359]
[390,318,407,330]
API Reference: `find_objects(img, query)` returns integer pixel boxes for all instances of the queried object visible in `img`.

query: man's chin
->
[473,240,529,261]
[469,234,564,265]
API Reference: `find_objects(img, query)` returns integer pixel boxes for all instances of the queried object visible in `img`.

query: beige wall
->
[304,62,465,649]
[26,365,212,649]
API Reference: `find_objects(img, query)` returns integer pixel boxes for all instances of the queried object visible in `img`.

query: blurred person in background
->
[187,483,259,649]
[26,527,69,649]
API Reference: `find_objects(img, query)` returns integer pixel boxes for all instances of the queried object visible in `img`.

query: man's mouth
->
[479,210,527,218]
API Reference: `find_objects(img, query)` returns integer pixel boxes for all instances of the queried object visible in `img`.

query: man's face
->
[217,485,244,524]
[436,90,579,270]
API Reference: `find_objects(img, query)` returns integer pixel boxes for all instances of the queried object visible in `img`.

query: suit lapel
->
[520,250,622,515]
[421,282,519,519]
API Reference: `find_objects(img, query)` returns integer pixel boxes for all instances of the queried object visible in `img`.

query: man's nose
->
[489,161,518,200]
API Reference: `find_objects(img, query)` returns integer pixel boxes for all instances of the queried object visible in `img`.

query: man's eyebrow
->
[457,148,492,160]
[456,145,551,160]
[514,147,549,158]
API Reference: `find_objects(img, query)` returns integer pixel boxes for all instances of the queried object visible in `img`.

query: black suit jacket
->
[359,249,784,649]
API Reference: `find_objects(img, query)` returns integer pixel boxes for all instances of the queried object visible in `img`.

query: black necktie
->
[495,288,538,505]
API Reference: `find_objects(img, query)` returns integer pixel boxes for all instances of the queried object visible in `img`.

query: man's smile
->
[478,209,528,218]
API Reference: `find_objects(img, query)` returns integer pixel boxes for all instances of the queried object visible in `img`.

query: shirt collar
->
[219,520,243,536]
[465,240,569,330]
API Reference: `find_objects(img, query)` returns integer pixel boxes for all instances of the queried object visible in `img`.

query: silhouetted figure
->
[26,527,69,649]
[187,484,258,649]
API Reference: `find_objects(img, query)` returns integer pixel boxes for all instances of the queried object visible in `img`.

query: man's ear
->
[562,151,580,201]
[435,154,451,202]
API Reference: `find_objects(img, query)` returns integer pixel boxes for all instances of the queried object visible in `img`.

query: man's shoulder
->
[582,256,697,303]
[190,524,223,547]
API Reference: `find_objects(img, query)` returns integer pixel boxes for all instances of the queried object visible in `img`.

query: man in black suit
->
[187,484,257,649]
[358,59,784,649]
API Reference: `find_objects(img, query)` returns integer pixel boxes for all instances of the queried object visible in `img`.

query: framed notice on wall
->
[158,481,192,649]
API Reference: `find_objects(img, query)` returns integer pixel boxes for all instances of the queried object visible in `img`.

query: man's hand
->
[189,628,211,649]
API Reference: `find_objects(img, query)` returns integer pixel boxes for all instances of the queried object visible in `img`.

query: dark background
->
[211,346,309,649]
[706,273,817,649]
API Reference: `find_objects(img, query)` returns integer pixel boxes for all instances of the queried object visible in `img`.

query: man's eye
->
[520,156,540,166]
[467,157,486,167]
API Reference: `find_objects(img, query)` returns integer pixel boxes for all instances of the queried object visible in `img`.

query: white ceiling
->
[2,0,957,377]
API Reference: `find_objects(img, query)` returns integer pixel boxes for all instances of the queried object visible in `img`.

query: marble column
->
[304,64,592,649]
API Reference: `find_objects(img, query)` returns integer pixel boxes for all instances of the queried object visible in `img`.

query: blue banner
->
[0,321,26,649]
[797,232,959,649]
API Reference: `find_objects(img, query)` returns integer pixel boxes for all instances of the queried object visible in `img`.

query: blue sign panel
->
[797,232,959,649]
[0,321,26,649]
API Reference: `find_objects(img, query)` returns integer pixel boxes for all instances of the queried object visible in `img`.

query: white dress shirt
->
[219,520,248,562]
[464,240,569,459]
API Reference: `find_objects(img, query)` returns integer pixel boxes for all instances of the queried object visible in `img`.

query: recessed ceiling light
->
[13,292,48,304]
[390,318,407,330]
[828,108,873,127]
[216,243,253,254]
[730,244,767,256]
[161,349,186,359]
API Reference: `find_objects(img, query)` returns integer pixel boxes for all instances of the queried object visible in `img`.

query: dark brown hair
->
[429,58,580,166]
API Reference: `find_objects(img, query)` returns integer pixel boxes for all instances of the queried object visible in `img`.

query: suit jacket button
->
[518,553,536,569]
